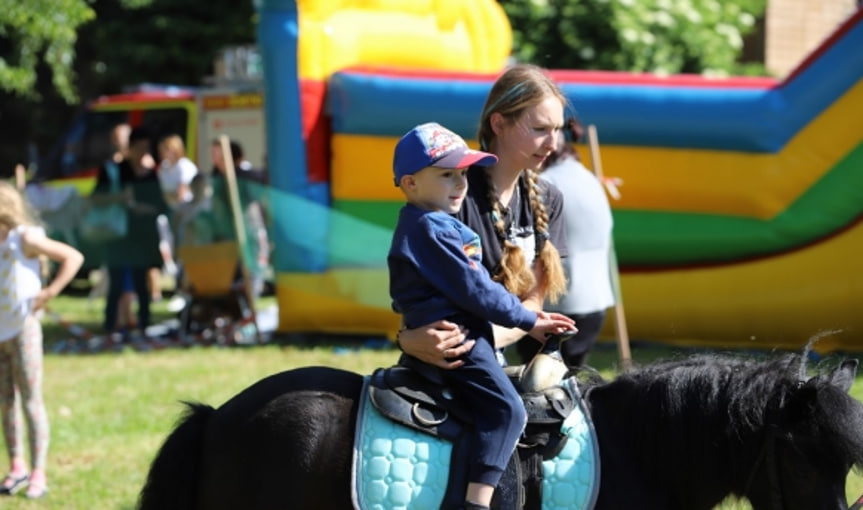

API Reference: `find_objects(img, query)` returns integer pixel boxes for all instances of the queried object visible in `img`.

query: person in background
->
[539,117,615,368]
[0,182,84,499]
[397,64,571,367]
[172,173,215,247]
[388,122,575,510]
[90,127,169,341]
[110,123,155,169]
[156,134,199,306]
[210,139,267,184]
[209,139,270,297]
[104,123,141,328]
[157,134,199,209]
[109,123,131,165]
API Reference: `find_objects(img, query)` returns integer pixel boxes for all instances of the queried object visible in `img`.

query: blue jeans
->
[103,266,151,333]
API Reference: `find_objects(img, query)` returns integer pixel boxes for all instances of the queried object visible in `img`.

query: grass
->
[0,290,861,508]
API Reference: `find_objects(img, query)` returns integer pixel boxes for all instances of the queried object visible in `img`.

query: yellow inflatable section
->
[617,219,863,354]
[297,0,511,80]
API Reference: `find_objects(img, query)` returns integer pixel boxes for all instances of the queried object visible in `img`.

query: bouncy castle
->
[257,0,863,352]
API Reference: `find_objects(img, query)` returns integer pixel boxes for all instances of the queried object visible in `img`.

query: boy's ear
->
[399,174,416,189]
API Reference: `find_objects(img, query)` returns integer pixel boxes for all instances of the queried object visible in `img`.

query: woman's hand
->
[527,311,577,343]
[398,320,474,369]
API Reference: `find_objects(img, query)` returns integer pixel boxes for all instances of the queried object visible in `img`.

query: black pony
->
[138,351,863,510]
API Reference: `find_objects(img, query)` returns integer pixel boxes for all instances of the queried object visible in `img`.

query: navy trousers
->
[440,333,526,486]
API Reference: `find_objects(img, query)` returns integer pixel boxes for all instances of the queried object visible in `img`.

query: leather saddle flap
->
[368,367,470,440]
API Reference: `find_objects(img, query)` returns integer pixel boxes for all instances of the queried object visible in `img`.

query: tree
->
[502,0,767,76]
[0,0,95,103]
[0,0,255,176]
[75,0,256,95]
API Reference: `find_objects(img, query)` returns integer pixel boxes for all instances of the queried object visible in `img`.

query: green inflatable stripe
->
[333,142,863,269]
[615,141,863,267]
[332,201,402,231]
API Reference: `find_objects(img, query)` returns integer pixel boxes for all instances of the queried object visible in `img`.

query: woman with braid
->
[539,117,615,368]
[398,64,571,368]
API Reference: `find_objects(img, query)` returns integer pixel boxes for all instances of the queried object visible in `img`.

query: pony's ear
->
[786,383,819,422]
[829,359,858,393]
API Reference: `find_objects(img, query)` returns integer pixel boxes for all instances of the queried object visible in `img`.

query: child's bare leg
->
[147,267,162,301]
[466,482,493,508]
[118,292,134,329]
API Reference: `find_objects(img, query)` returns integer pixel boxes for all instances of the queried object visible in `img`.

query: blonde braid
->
[525,169,567,304]
[485,173,535,299]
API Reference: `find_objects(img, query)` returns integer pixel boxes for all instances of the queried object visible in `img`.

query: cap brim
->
[433,148,498,169]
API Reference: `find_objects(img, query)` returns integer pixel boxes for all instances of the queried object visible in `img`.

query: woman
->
[398,64,570,367]
[539,118,615,368]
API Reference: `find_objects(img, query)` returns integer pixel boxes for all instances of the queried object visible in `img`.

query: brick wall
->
[765,0,857,77]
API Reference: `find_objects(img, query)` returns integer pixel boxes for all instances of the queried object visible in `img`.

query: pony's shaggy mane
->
[587,350,863,483]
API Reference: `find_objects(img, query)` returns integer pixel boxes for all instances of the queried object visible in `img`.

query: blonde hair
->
[477,64,568,303]
[0,181,40,230]
[159,134,187,158]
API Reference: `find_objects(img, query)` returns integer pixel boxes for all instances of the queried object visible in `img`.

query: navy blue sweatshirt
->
[388,204,538,332]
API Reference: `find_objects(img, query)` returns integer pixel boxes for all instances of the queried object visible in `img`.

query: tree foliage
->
[0,0,255,175]
[0,0,95,102]
[76,0,256,95]
[0,0,256,104]
[502,0,767,76]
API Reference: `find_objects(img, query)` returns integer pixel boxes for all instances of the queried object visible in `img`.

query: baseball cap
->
[393,122,497,186]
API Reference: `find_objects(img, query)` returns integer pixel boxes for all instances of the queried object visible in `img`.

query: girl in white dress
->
[0,182,83,498]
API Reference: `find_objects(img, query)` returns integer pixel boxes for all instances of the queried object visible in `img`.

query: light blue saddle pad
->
[351,377,600,510]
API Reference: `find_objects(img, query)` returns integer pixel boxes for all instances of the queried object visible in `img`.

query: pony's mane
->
[614,353,803,434]
[587,351,863,473]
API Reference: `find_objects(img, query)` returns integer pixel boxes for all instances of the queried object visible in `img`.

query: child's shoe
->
[0,473,29,495]
[25,481,47,499]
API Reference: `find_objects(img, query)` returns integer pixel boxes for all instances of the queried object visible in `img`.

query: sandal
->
[25,482,48,499]
[0,473,29,495]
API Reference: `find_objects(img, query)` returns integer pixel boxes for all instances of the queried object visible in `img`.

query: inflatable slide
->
[258,0,863,352]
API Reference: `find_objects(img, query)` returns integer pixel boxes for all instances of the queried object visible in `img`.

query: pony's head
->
[746,358,863,510]
[585,348,863,510]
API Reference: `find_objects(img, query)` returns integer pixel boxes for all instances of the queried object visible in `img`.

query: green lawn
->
[0,292,859,509]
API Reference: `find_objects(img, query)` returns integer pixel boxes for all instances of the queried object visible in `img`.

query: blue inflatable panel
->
[328,16,863,153]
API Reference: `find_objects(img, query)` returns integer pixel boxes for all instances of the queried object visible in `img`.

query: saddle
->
[366,355,578,510]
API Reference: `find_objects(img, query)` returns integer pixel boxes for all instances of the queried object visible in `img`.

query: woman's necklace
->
[508,185,521,236]
[498,181,520,214]
[497,185,520,242]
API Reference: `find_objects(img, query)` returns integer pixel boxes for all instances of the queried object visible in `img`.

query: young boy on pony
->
[387,122,575,510]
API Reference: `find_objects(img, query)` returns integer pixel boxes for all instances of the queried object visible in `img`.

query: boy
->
[388,122,576,510]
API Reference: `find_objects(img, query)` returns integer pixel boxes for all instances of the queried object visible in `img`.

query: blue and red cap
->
[393,122,497,186]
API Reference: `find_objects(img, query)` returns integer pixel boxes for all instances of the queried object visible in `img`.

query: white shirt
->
[541,157,616,314]
[158,157,199,206]
[0,226,44,341]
